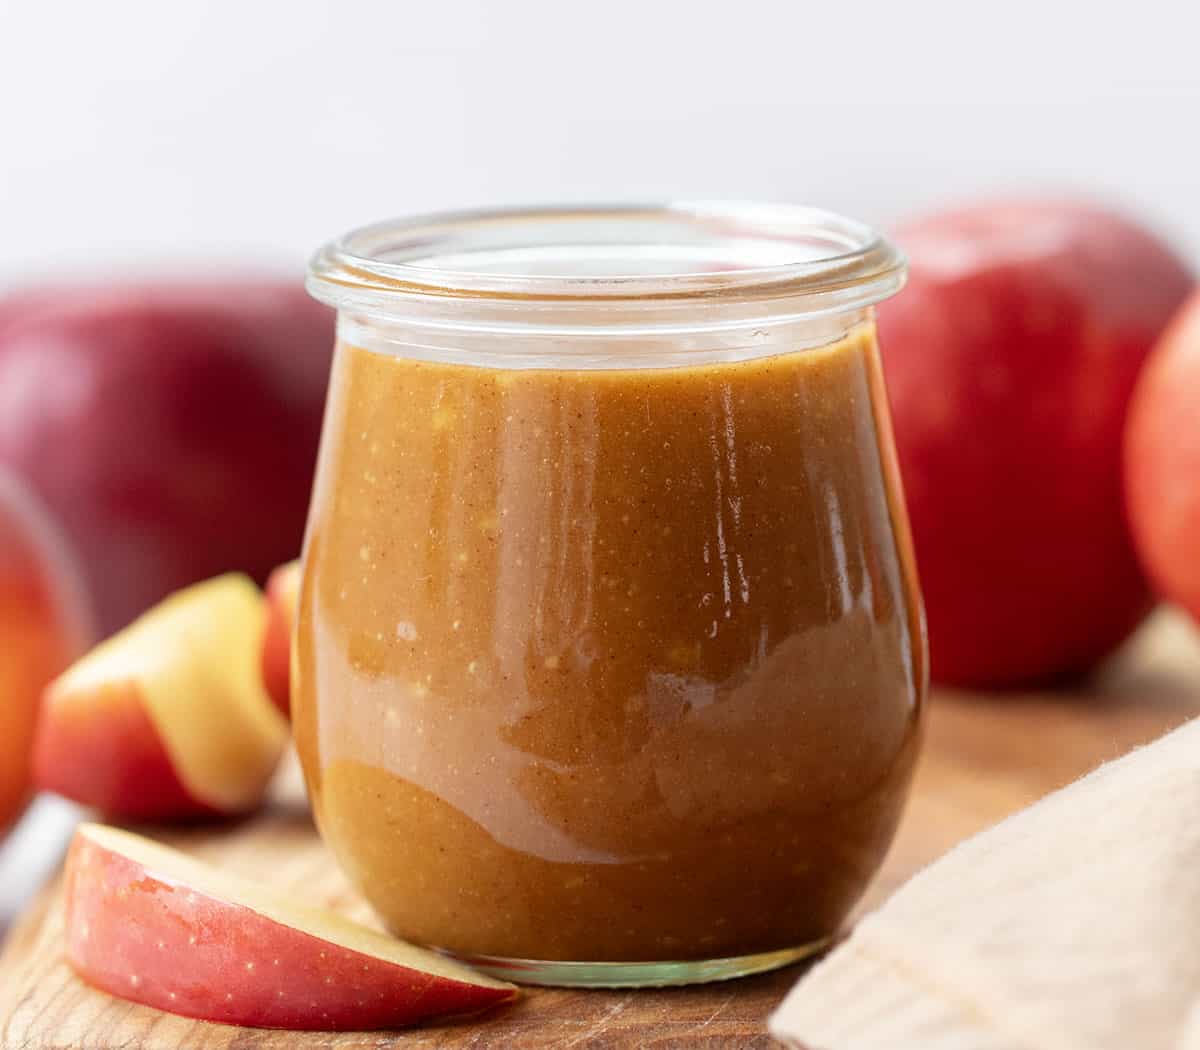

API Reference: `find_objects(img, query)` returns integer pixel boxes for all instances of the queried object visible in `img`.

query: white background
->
[1,0,1198,283]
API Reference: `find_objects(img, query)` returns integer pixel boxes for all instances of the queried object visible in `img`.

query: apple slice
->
[260,560,299,715]
[64,823,517,1028]
[34,574,287,819]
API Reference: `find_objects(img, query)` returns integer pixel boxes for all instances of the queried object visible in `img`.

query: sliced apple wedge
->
[64,824,517,1029]
[34,574,287,819]
[260,559,299,716]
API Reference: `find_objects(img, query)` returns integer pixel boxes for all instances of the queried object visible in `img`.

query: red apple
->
[1126,292,1200,622]
[877,198,1194,688]
[0,281,333,634]
[0,468,92,832]
[261,560,300,715]
[64,823,517,1029]
[34,574,287,819]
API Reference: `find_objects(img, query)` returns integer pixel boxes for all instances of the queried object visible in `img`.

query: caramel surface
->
[294,322,924,961]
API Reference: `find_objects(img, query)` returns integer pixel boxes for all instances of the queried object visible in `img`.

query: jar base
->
[438,939,829,988]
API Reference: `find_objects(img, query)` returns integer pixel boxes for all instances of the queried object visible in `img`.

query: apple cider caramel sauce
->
[297,205,927,986]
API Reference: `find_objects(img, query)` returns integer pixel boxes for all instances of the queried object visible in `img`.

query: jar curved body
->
[294,305,925,982]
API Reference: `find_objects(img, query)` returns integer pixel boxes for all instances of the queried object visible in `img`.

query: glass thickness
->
[295,204,925,986]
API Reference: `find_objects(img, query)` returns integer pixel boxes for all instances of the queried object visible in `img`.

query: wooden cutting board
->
[3,613,1200,1049]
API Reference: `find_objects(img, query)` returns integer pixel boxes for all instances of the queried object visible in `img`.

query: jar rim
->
[308,202,905,327]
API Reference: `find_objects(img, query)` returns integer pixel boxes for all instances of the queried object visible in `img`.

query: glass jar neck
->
[309,203,905,341]
[335,307,878,370]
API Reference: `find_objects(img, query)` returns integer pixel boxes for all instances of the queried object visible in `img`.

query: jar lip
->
[308,202,906,316]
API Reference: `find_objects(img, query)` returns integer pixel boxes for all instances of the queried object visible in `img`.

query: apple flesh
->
[34,574,287,819]
[261,560,300,715]
[1126,292,1200,623]
[0,468,92,832]
[0,281,333,635]
[64,823,517,1029]
[877,199,1194,688]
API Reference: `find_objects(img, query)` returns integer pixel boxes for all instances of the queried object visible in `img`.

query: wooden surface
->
[3,613,1200,1049]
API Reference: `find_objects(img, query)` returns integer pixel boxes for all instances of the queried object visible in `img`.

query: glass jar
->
[298,203,926,987]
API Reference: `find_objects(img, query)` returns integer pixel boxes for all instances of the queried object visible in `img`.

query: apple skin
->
[1125,292,1200,622]
[261,560,300,716]
[64,825,517,1029]
[0,281,333,635]
[0,468,92,832]
[877,199,1194,688]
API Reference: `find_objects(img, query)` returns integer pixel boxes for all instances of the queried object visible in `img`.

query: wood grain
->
[3,612,1199,1049]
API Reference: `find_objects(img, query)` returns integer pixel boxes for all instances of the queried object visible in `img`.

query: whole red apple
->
[877,199,1194,688]
[0,282,333,634]
[0,467,92,832]
[1125,293,1200,623]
